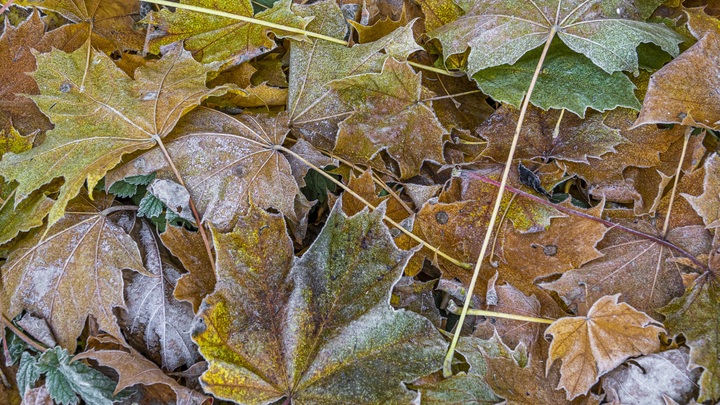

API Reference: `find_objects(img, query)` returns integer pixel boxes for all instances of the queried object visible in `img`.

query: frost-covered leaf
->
[660,271,720,403]
[161,225,215,313]
[0,42,225,227]
[17,352,40,398]
[683,153,720,228]
[1,192,146,350]
[108,108,311,232]
[14,0,145,53]
[546,294,664,400]
[332,58,446,179]
[120,220,199,371]
[75,334,210,404]
[193,203,447,404]
[288,1,422,148]
[146,0,311,66]
[431,0,682,75]
[601,348,701,405]
[36,347,120,405]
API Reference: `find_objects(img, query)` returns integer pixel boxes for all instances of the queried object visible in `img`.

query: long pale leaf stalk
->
[140,0,460,77]
[661,129,691,237]
[445,301,554,324]
[442,26,557,378]
[278,145,473,270]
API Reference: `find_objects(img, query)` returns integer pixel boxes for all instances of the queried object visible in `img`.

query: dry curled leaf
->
[545,294,664,400]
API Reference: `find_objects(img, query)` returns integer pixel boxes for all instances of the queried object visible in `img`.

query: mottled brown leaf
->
[1,192,146,350]
[546,294,664,400]
[683,152,720,228]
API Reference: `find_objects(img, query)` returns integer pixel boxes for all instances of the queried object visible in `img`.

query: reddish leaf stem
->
[0,0,14,14]
[461,171,709,273]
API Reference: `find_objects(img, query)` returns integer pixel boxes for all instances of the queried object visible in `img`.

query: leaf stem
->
[661,129,691,237]
[461,171,710,273]
[99,205,139,216]
[442,26,557,378]
[420,89,484,102]
[1,316,47,353]
[140,0,460,77]
[445,301,555,324]
[154,137,216,270]
[278,146,473,270]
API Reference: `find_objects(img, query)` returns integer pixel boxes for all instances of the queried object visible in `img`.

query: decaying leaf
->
[146,0,310,67]
[601,348,701,405]
[120,220,199,371]
[683,153,720,228]
[660,270,720,403]
[0,42,225,227]
[332,58,446,178]
[107,108,312,232]
[1,192,146,351]
[546,294,664,400]
[193,203,447,404]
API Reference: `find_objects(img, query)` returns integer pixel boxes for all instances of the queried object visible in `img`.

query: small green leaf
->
[37,347,120,405]
[107,173,156,198]
[137,193,164,219]
[17,351,40,397]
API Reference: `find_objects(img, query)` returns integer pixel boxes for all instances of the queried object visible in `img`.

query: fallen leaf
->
[288,1,421,149]
[542,222,711,317]
[472,41,641,116]
[16,0,145,54]
[20,385,52,405]
[160,225,215,313]
[683,152,720,228]
[107,108,312,232]
[660,270,720,402]
[193,203,447,404]
[601,348,701,405]
[146,0,311,66]
[339,169,409,222]
[0,42,225,227]
[545,294,664,400]
[431,0,682,75]
[332,58,445,179]
[75,334,210,404]
[119,220,199,371]
[479,105,625,164]
[1,192,146,351]
[634,10,720,130]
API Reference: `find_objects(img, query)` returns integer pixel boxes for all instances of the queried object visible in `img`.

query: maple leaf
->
[288,1,421,149]
[405,169,564,279]
[107,108,312,233]
[479,105,625,164]
[145,0,311,66]
[0,127,53,245]
[601,348,701,405]
[683,152,720,228]
[0,42,225,227]
[430,0,682,76]
[338,169,409,222]
[14,0,145,54]
[119,220,199,371]
[160,225,216,312]
[545,294,664,400]
[472,40,641,116]
[193,203,447,404]
[332,58,446,179]
[415,0,463,31]
[542,222,712,316]
[660,271,720,403]
[0,11,53,135]
[75,334,210,404]
[0,192,146,351]
[634,9,720,130]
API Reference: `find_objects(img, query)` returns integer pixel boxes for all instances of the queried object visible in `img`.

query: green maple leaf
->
[431,0,682,76]
[193,203,447,404]
[472,40,641,116]
[660,272,720,403]
[0,42,225,227]
[145,0,312,66]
